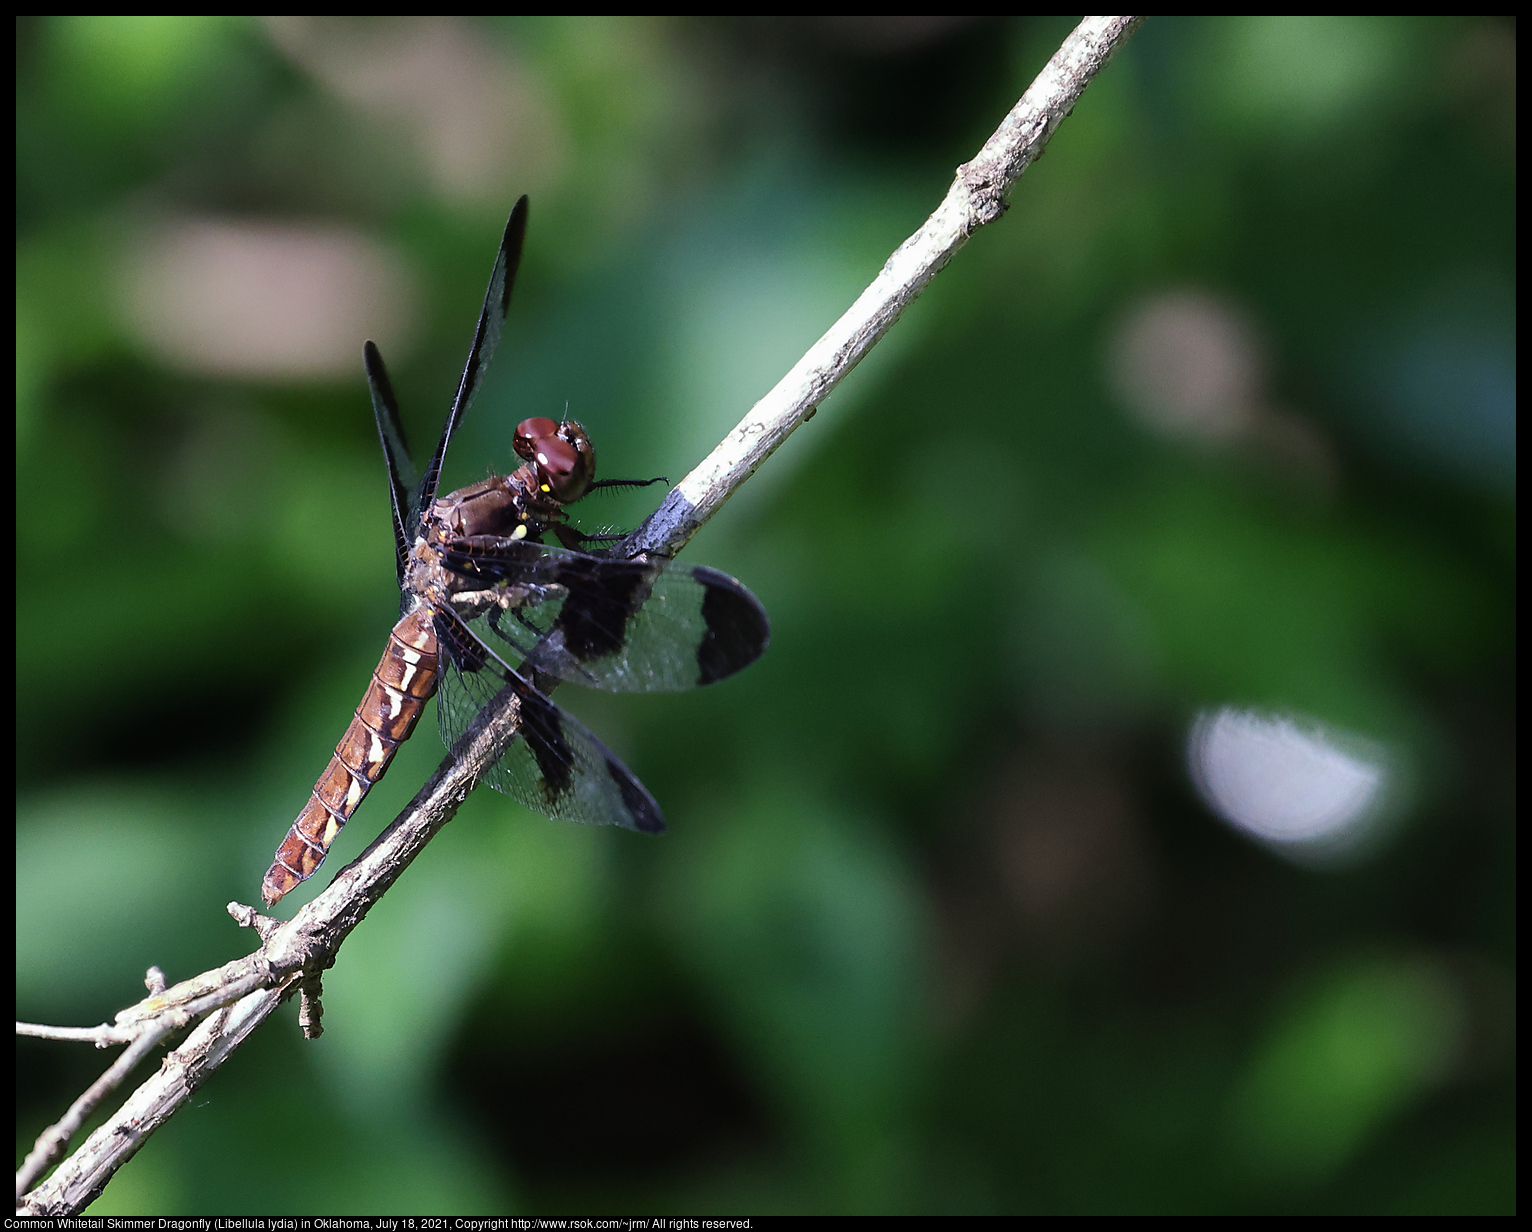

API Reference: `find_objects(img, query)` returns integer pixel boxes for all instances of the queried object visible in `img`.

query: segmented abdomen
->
[261,604,438,906]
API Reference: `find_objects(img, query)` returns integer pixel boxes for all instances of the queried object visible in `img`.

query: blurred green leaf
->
[1227,954,1467,1188]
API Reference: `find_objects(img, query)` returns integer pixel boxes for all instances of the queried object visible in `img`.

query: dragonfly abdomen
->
[261,605,439,906]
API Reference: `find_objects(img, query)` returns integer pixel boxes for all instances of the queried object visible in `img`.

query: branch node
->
[228,901,282,942]
[298,975,325,1041]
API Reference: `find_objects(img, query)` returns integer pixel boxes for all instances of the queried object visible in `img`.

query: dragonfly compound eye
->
[513,417,561,462]
[535,434,592,502]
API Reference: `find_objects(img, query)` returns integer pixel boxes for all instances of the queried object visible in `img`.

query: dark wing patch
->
[437,603,489,672]
[552,555,655,662]
[433,607,665,834]
[693,564,773,684]
[512,674,577,803]
[438,543,770,692]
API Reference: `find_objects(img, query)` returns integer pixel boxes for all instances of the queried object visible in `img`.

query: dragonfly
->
[262,197,770,906]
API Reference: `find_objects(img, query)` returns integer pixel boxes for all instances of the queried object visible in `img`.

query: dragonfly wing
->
[440,542,770,692]
[433,607,665,833]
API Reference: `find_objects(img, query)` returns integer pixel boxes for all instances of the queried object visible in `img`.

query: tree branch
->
[16,15,1142,1215]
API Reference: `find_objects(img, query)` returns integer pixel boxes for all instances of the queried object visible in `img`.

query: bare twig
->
[16,15,1142,1215]
[16,1022,138,1046]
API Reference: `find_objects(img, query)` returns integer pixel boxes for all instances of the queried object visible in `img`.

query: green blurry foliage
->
[1227,954,1466,1188]
[661,788,929,1209]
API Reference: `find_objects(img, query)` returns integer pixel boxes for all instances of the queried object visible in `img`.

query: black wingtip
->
[612,760,666,834]
[693,567,771,685]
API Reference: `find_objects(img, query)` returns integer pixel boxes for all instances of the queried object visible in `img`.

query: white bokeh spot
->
[1189,708,1391,863]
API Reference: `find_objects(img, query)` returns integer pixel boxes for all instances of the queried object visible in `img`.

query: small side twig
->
[16,1022,139,1047]
[298,973,325,1040]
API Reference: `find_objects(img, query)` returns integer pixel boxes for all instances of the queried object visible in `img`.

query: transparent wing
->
[433,608,665,833]
[438,539,770,693]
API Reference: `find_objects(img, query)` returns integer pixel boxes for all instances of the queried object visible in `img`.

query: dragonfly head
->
[514,416,595,504]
